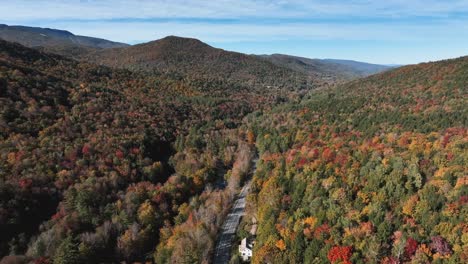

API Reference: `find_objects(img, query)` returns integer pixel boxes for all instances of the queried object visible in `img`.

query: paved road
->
[213,182,251,264]
[213,158,257,264]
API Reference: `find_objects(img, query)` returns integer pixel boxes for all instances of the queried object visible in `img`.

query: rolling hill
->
[88,36,314,90]
[245,55,468,263]
[0,25,391,86]
[260,54,393,81]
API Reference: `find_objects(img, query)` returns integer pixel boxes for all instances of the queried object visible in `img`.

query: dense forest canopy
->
[0,33,467,264]
[0,39,282,263]
[245,56,467,263]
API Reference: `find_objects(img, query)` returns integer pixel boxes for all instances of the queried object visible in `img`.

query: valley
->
[0,23,466,264]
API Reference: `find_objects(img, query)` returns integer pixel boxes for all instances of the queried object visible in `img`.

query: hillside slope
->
[0,39,297,263]
[0,24,128,57]
[261,54,393,81]
[88,36,314,90]
[246,56,467,263]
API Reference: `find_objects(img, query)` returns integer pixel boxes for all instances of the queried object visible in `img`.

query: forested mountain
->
[244,56,467,263]
[87,36,316,90]
[0,25,391,85]
[261,54,393,81]
[0,24,128,57]
[0,39,280,263]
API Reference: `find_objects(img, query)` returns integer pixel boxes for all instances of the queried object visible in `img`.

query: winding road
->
[213,159,257,264]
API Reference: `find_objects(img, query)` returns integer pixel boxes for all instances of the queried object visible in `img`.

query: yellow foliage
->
[419,244,433,257]
[434,167,449,178]
[275,239,286,251]
[455,176,468,189]
[193,175,203,187]
[402,195,418,216]
[247,130,255,145]
[382,157,390,167]
[7,152,16,165]
[361,205,371,216]
[138,200,155,225]
[433,252,451,259]
[434,222,453,239]
[357,191,370,204]
[303,216,318,228]
[386,133,397,144]
[462,232,468,245]
[372,136,380,144]
[322,176,335,190]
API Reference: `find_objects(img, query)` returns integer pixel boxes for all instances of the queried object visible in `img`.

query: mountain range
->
[0,24,391,83]
[0,24,128,57]
[260,54,393,81]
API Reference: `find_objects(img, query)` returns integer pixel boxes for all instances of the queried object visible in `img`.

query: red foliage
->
[322,147,335,163]
[441,134,451,148]
[15,150,25,162]
[459,195,468,205]
[405,237,418,258]
[116,149,125,159]
[297,157,308,168]
[303,227,313,239]
[34,257,50,264]
[131,147,140,154]
[82,144,91,155]
[152,192,167,204]
[19,178,33,189]
[314,223,330,239]
[327,245,352,264]
[446,152,454,161]
[311,148,320,159]
[336,154,348,167]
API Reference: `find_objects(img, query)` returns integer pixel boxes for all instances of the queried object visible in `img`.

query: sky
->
[0,0,467,64]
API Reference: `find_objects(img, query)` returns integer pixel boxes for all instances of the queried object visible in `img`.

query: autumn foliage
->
[328,246,353,264]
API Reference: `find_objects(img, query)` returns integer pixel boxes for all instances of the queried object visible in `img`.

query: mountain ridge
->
[0,24,129,57]
[260,53,393,81]
[0,24,396,83]
[87,35,316,90]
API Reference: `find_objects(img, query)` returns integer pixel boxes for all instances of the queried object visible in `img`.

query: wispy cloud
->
[0,0,467,64]
[2,0,467,21]
[42,19,467,44]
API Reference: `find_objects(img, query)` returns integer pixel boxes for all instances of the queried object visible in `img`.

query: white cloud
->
[1,0,466,64]
[41,19,467,44]
[1,0,467,21]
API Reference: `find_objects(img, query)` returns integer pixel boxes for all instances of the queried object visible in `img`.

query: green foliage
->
[248,56,468,263]
[53,237,81,264]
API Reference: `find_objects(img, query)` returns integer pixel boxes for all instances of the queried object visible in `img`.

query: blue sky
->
[1,0,467,64]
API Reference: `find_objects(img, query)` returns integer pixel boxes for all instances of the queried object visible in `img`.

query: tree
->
[405,237,418,259]
[328,246,352,264]
[430,236,452,256]
[53,236,81,264]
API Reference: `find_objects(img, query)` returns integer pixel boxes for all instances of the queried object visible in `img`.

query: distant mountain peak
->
[0,24,129,57]
[141,35,212,51]
[261,54,393,81]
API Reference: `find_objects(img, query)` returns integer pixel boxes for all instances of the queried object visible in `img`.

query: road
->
[213,158,257,264]
[213,182,251,264]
